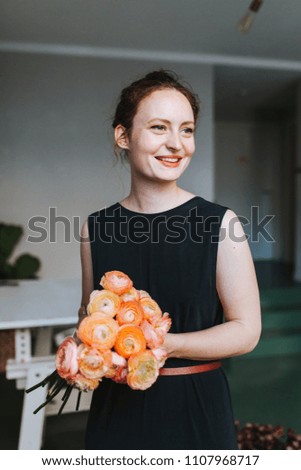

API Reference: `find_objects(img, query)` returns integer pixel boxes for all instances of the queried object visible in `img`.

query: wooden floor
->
[1,260,301,450]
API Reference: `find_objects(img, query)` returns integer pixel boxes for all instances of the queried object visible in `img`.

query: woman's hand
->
[161,333,175,358]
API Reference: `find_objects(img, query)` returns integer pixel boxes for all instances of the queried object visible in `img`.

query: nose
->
[165,130,182,152]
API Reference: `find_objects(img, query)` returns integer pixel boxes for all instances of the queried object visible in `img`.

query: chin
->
[153,173,184,183]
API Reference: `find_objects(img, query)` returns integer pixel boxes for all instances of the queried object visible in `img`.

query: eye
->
[150,125,167,132]
[182,127,194,135]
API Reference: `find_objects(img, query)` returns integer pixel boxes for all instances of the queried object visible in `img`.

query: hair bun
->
[144,69,178,84]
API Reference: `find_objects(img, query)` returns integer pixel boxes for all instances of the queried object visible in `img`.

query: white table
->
[0,278,89,449]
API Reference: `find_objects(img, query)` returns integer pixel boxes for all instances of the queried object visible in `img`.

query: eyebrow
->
[147,118,195,126]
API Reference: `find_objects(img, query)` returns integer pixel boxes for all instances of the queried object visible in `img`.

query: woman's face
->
[119,88,196,182]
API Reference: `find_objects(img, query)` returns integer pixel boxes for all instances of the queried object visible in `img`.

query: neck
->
[121,177,191,213]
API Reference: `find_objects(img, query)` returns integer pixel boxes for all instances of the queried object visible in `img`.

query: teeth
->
[158,157,180,162]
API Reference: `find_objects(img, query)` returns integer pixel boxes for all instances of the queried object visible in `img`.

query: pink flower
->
[140,320,162,348]
[112,366,128,384]
[55,337,78,380]
[140,311,171,348]
[105,352,128,384]
[151,347,168,368]
[153,312,172,336]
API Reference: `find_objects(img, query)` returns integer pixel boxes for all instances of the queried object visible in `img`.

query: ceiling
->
[1,0,301,116]
[1,0,301,62]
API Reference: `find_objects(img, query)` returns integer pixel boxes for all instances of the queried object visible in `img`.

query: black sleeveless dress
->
[85,196,238,450]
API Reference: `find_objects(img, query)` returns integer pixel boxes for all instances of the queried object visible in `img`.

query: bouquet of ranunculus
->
[26,270,171,414]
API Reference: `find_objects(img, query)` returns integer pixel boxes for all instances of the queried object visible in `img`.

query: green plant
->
[0,223,41,279]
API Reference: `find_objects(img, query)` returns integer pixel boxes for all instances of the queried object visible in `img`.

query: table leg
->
[15,329,31,389]
[18,364,52,450]
[15,329,31,362]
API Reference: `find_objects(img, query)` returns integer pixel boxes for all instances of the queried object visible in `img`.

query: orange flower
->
[87,289,121,317]
[77,344,112,380]
[55,336,78,380]
[114,324,146,359]
[139,297,162,324]
[67,372,100,391]
[100,270,133,295]
[127,350,159,390]
[120,287,140,302]
[116,300,144,326]
[77,313,119,352]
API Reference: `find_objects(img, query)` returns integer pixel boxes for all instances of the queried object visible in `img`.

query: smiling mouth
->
[155,156,183,163]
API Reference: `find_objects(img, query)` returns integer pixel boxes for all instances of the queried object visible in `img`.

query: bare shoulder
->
[81,218,89,240]
[80,218,91,261]
[217,208,252,281]
[216,208,261,326]
[219,209,247,245]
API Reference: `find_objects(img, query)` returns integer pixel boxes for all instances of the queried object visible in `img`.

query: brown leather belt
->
[159,360,222,376]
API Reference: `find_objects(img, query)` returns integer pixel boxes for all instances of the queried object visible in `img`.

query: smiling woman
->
[114,87,196,185]
[79,69,261,450]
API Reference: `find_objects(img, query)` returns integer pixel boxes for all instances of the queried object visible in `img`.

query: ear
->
[114,125,130,150]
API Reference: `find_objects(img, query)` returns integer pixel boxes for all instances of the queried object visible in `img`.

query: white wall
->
[215,121,286,261]
[0,51,214,279]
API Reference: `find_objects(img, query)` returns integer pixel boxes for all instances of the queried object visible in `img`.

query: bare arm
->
[162,209,262,360]
[77,218,94,327]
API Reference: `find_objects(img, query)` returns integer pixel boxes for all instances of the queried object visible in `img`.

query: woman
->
[78,70,261,450]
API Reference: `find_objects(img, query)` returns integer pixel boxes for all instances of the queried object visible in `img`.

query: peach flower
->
[77,313,119,352]
[100,270,133,295]
[77,344,112,380]
[127,350,159,391]
[139,297,162,324]
[87,289,121,317]
[138,289,151,299]
[116,300,144,326]
[120,287,140,302]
